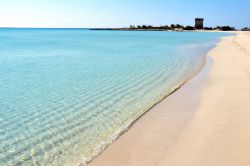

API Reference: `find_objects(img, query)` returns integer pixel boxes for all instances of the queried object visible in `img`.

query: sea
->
[0,28,229,166]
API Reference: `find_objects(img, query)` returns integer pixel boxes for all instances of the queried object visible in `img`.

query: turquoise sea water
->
[0,29,228,166]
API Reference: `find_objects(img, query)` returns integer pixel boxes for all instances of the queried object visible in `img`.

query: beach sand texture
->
[89,32,250,166]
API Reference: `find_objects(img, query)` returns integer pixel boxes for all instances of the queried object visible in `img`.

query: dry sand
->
[89,32,250,166]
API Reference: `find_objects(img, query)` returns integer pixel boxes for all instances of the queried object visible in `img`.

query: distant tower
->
[195,18,204,29]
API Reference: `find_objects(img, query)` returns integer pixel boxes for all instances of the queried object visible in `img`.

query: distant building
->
[195,18,204,29]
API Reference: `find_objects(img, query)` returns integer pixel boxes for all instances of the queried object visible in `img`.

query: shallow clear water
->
[0,29,228,166]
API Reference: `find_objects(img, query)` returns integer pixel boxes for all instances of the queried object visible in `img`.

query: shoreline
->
[88,43,213,166]
[89,31,250,166]
[78,39,209,166]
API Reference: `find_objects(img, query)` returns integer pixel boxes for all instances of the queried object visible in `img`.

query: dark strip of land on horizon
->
[91,25,250,32]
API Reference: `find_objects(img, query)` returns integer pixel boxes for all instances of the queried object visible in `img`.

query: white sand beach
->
[90,31,250,166]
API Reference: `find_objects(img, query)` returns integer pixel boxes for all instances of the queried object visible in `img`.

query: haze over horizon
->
[0,0,249,28]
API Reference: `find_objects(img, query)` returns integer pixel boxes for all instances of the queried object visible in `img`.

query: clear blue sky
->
[0,0,249,28]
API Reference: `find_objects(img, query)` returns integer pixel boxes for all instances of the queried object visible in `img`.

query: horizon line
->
[0,24,244,29]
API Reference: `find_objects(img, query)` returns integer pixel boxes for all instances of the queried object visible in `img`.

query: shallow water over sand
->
[0,29,228,166]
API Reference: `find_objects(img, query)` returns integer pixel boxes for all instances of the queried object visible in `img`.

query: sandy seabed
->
[89,32,250,166]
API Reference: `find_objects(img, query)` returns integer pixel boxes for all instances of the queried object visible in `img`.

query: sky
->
[0,0,249,28]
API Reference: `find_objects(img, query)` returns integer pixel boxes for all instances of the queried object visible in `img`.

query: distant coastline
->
[0,26,249,32]
[90,24,239,32]
[89,28,231,32]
